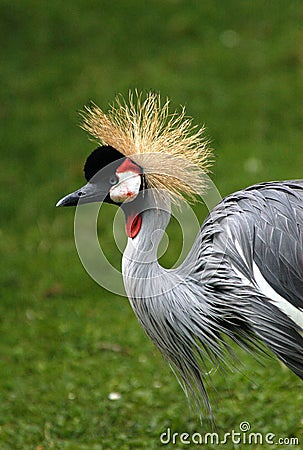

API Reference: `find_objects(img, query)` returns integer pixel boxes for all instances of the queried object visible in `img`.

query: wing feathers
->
[205,181,303,380]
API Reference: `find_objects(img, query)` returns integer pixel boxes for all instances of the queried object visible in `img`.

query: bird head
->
[56,145,145,238]
[57,91,212,238]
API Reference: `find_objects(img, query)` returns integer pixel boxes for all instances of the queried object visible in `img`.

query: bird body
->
[57,91,303,418]
[121,181,303,414]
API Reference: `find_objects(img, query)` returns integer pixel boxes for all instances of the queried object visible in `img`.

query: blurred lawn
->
[1,0,303,448]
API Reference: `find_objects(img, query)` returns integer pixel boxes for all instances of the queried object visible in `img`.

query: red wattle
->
[125,212,142,238]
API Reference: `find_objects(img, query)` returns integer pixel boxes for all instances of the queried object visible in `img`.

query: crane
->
[57,91,303,418]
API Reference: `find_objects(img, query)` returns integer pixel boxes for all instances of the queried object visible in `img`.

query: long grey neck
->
[122,192,174,299]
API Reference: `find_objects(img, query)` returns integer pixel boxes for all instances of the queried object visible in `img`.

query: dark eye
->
[109,175,118,185]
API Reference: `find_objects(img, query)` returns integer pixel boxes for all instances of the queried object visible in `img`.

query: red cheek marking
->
[125,212,142,238]
[116,158,141,174]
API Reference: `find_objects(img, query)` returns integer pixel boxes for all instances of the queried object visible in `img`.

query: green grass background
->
[1,0,303,448]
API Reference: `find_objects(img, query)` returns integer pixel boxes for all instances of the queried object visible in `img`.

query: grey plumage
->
[122,181,303,418]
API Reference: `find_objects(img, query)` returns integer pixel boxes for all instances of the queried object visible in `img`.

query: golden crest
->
[81,91,213,203]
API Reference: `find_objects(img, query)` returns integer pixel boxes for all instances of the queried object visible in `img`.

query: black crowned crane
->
[57,91,303,419]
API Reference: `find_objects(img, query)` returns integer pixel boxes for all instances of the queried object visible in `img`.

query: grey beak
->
[56,183,104,207]
[56,188,84,207]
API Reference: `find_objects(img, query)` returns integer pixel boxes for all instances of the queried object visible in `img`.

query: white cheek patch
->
[110,171,141,203]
